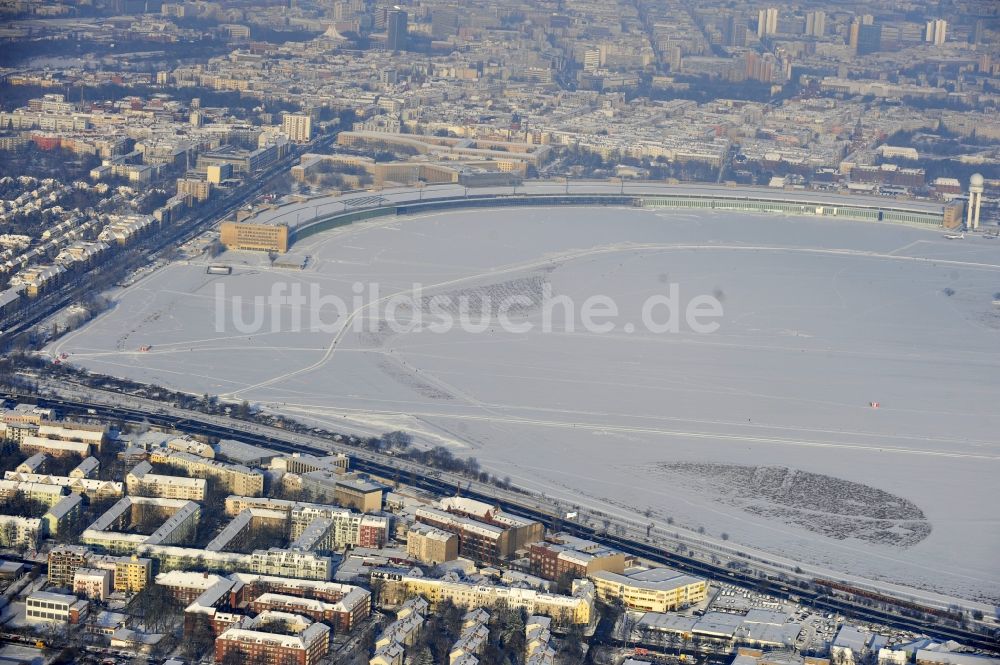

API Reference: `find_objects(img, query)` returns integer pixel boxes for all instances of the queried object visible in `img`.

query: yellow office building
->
[591,568,707,613]
[219,222,290,253]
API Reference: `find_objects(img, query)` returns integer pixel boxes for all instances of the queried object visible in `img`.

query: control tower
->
[967,173,983,230]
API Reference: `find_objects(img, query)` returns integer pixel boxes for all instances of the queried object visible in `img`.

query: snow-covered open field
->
[50,206,1000,600]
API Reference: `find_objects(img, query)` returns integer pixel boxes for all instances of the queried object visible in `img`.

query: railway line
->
[0,133,337,348]
[5,391,995,653]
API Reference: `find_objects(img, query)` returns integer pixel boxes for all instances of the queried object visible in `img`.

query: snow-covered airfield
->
[51,199,1000,601]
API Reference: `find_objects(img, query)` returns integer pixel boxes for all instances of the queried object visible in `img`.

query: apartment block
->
[42,493,84,536]
[39,422,107,446]
[0,478,66,507]
[3,471,123,502]
[48,545,92,587]
[415,506,508,564]
[224,496,388,550]
[167,437,215,458]
[330,475,385,513]
[214,611,330,665]
[0,422,37,442]
[439,497,544,551]
[151,450,263,496]
[73,567,112,601]
[206,507,288,552]
[81,496,200,554]
[406,523,459,565]
[15,452,47,474]
[248,590,369,634]
[375,608,425,655]
[414,497,543,565]
[126,461,207,500]
[290,504,389,550]
[282,113,312,142]
[248,548,334,581]
[1,404,51,427]
[372,571,595,627]
[156,570,228,604]
[48,545,153,593]
[89,553,154,592]
[19,436,90,458]
[225,495,296,516]
[528,536,625,582]
[70,456,100,479]
[0,515,43,549]
[232,574,370,632]
[298,472,385,513]
[176,177,211,202]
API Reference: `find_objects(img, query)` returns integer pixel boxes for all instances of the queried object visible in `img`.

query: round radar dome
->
[970,173,984,187]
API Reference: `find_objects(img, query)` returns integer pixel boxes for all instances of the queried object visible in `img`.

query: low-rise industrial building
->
[26,591,88,624]
[635,610,803,648]
[271,452,349,475]
[914,651,1000,665]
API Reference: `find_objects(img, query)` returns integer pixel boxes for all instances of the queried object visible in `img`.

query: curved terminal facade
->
[268,183,947,244]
